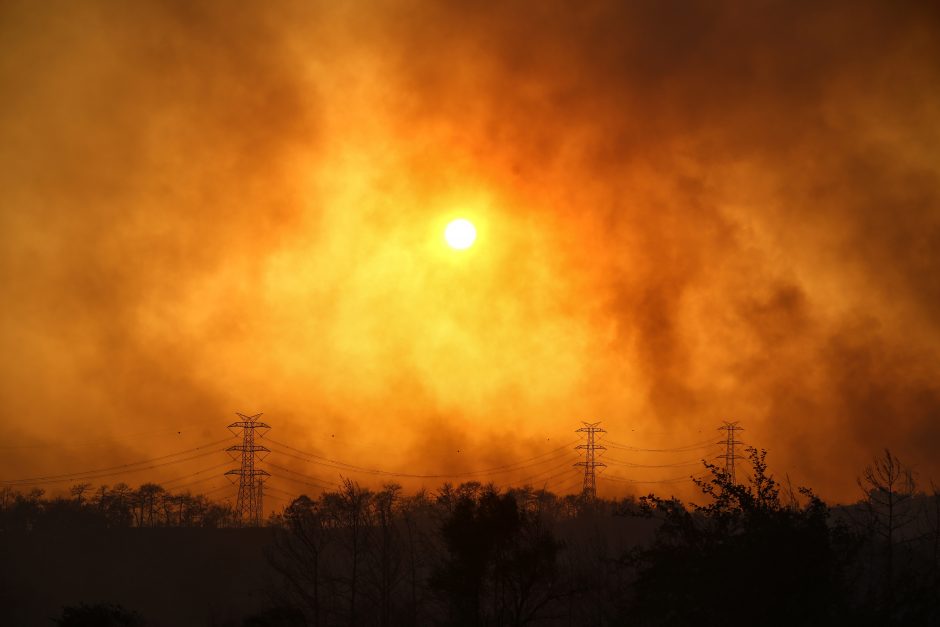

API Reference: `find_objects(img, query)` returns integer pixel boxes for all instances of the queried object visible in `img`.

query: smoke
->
[1,0,939,502]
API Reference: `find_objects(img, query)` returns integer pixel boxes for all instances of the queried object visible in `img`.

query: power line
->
[0,423,230,450]
[267,454,580,493]
[266,461,341,489]
[0,415,742,504]
[603,472,705,485]
[265,485,300,500]
[269,472,336,492]
[263,491,295,504]
[165,472,230,493]
[203,483,234,497]
[265,437,579,477]
[264,438,580,479]
[543,469,588,493]
[552,477,586,495]
[162,459,235,488]
[1,448,228,487]
[522,468,582,490]
[602,436,719,453]
[0,437,235,485]
[602,457,704,468]
[516,456,582,486]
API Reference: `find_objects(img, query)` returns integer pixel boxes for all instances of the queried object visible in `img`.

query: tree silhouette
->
[322,478,374,626]
[269,494,332,626]
[69,483,91,507]
[373,483,403,627]
[431,483,566,626]
[857,448,917,608]
[135,483,164,527]
[626,447,859,627]
[398,488,436,626]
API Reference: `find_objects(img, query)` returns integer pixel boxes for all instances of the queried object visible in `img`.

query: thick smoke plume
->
[1,0,939,502]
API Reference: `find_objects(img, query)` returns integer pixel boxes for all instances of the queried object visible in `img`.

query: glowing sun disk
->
[444,218,477,250]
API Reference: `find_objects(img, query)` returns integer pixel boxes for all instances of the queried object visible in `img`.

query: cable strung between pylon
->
[265,437,580,477]
[168,479,232,495]
[264,438,581,479]
[0,448,228,486]
[601,436,719,453]
[517,466,583,489]
[202,483,234,497]
[602,457,705,468]
[265,461,341,488]
[264,459,343,487]
[165,472,230,492]
[0,436,235,484]
[265,484,300,499]
[269,472,336,492]
[603,472,707,484]
[514,455,582,485]
[552,474,587,493]
[162,459,236,487]
[263,491,295,504]
[266,452,579,492]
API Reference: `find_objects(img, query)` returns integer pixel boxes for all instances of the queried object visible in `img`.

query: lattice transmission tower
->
[575,421,607,499]
[717,421,744,483]
[225,412,270,526]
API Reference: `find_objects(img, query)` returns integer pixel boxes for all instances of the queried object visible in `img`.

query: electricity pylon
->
[717,421,744,483]
[575,421,606,499]
[225,412,270,526]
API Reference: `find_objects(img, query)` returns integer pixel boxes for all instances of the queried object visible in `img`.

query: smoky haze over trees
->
[0,482,238,531]
[3,448,939,625]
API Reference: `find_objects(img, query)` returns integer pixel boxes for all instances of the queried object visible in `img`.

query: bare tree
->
[399,489,435,626]
[270,495,332,626]
[135,483,165,527]
[858,448,917,604]
[322,478,373,626]
[108,483,133,527]
[92,484,109,514]
[926,481,940,587]
[0,485,15,511]
[69,482,91,507]
[372,483,403,627]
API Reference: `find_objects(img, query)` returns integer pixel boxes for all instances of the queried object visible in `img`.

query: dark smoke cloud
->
[369,0,940,497]
[1,0,939,502]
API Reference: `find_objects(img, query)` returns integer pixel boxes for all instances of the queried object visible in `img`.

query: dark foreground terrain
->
[0,527,275,626]
[2,449,939,626]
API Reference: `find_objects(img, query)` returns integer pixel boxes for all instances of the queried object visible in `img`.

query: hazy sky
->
[2,0,939,503]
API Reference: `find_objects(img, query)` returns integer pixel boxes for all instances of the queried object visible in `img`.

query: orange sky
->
[1,1,939,504]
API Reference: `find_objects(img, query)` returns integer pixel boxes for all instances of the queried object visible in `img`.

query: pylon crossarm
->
[227,421,271,430]
[226,444,270,452]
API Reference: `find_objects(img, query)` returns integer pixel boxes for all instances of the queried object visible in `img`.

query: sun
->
[444,218,477,250]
